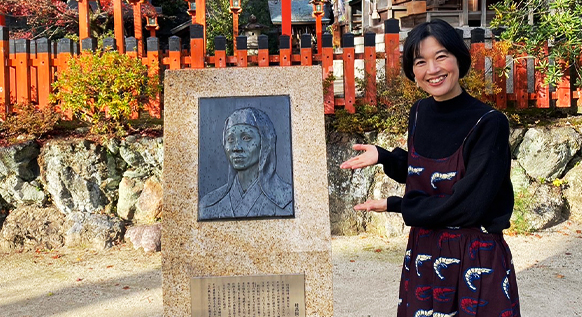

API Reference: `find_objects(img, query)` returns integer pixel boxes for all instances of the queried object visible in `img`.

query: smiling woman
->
[199,107,294,220]
[340,19,521,317]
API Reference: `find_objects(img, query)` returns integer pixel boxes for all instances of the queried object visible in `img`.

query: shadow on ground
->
[0,245,162,317]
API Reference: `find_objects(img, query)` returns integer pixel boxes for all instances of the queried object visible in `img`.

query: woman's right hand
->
[353,199,387,212]
[340,144,379,170]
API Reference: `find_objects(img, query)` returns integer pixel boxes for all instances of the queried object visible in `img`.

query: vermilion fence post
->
[279,35,291,66]
[214,36,227,68]
[470,29,485,101]
[0,26,9,117]
[103,37,116,51]
[195,0,206,53]
[190,24,205,69]
[114,0,125,54]
[15,39,31,105]
[492,29,507,109]
[132,1,144,58]
[100,38,116,119]
[36,38,53,110]
[236,36,248,67]
[536,42,550,108]
[30,40,38,105]
[384,19,400,78]
[168,36,182,70]
[257,35,269,67]
[556,59,571,108]
[364,32,376,106]
[77,0,91,44]
[281,0,291,39]
[514,52,528,109]
[300,33,312,66]
[342,33,356,113]
[321,33,334,114]
[81,37,97,53]
[57,38,75,119]
[470,29,485,73]
[9,40,15,108]
[146,36,161,118]
[126,37,138,59]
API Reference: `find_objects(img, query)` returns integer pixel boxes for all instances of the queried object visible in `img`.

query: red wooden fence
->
[1,19,581,121]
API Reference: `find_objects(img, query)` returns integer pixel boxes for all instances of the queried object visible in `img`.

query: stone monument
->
[163,66,333,316]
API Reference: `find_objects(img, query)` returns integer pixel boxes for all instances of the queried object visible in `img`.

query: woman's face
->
[224,124,261,171]
[412,36,462,101]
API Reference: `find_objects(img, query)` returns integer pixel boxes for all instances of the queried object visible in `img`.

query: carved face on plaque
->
[199,103,294,221]
[224,124,261,171]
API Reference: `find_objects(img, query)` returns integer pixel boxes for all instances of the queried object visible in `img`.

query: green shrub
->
[50,50,160,136]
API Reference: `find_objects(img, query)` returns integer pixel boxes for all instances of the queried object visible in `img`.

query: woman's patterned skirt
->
[397,227,520,317]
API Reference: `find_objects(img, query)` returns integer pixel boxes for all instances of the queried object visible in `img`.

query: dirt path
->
[1,221,581,317]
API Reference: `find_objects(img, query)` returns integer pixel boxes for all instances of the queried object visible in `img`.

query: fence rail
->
[1,19,581,121]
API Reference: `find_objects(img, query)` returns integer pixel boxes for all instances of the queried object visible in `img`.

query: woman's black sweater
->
[377,90,514,234]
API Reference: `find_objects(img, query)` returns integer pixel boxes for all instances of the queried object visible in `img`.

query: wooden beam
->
[114,0,125,54]
[462,0,468,26]
[133,2,143,57]
[282,0,291,37]
[0,27,9,117]
[196,0,206,53]
[78,0,91,43]
[480,0,486,27]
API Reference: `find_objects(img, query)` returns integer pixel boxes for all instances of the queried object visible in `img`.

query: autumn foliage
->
[0,0,157,39]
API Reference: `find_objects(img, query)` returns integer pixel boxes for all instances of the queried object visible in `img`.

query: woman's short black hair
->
[402,19,471,81]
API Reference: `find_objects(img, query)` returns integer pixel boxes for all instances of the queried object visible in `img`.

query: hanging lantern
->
[311,0,324,17]
[146,16,159,30]
[230,0,241,11]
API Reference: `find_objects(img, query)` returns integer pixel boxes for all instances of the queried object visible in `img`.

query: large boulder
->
[509,128,527,158]
[134,176,163,223]
[365,172,407,236]
[510,160,531,194]
[326,132,376,235]
[0,174,46,207]
[364,131,408,236]
[65,212,124,250]
[0,141,46,207]
[0,140,40,181]
[512,183,566,232]
[0,205,66,251]
[118,136,163,179]
[326,131,408,236]
[39,140,123,215]
[125,223,161,252]
[515,127,581,181]
[563,157,582,223]
[116,176,145,220]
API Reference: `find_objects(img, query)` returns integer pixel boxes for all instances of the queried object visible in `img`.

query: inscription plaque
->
[190,274,306,317]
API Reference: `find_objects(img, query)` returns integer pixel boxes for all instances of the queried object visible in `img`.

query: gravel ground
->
[1,221,581,317]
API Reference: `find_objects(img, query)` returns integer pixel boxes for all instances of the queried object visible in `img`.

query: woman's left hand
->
[353,199,387,212]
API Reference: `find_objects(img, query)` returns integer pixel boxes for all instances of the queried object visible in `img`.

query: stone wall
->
[0,137,163,251]
[327,126,582,236]
[1,125,582,250]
